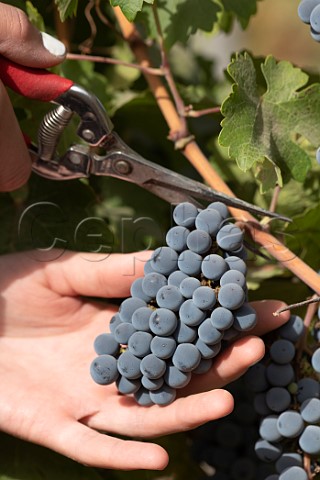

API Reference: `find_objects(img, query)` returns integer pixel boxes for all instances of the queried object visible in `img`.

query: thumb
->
[0,3,66,68]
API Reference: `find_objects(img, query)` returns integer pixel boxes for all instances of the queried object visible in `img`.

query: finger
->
[41,418,169,470]
[0,81,31,190]
[0,3,66,67]
[249,300,291,336]
[84,389,234,438]
[44,250,152,298]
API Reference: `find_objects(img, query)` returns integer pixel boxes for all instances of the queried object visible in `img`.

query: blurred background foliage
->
[0,0,319,478]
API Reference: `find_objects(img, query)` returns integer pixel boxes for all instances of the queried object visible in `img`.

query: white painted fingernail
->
[41,31,66,57]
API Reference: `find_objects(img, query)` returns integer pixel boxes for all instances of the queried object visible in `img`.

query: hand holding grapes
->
[0,250,290,470]
[0,2,66,191]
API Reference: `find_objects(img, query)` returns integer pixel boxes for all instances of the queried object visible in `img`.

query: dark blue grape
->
[254,439,282,462]
[311,347,320,372]
[149,308,177,336]
[144,259,155,274]
[131,306,152,332]
[90,355,119,385]
[156,285,184,311]
[218,283,245,310]
[300,397,320,423]
[195,207,222,236]
[220,269,246,289]
[94,333,120,356]
[117,351,141,379]
[186,229,212,254]
[173,321,197,343]
[296,377,320,403]
[198,318,223,345]
[134,387,153,406]
[166,225,189,251]
[270,339,295,364]
[116,375,140,394]
[265,387,291,413]
[254,393,272,416]
[279,315,305,342]
[113,322,136,344]
[216,224,244,251]
[142,272,167,297]
[149,385,176,406]
[179,299,206,326]
[224,255,247,275]
[195,338,222,359]
[164,363,191,388]
[193,358,213,374]
[279,466,307,480]
[179,277,201,298]
[201,254,228,280]
[130,277,152,302]
[167,270,188,287]
[193,286,216,310]
[178,249,202,275]
[140,353,166,379]
[266,363,295,387]
[233,304,257,331]
[277,410,304,438]
[150,246,178,275]
[141,375,164,391]
[298,425,320,455]
[210,306,234,330]
[259,415,283,443]
[207,201,229,220]
[310,3,320,31]
[172,343,201,372]
[119,297,147,322]
[128,331,153,357]
[275,453,303,474]
[244,363,269,392]
[109,313,122,334]
[150,335,176,359]
[173,202,198,227]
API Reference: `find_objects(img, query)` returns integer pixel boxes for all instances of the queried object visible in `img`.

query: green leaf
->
[25,1,45,31]
[54,0,78,21]
[221,0,263,28]
[219,53,320,191]
[110,0,154,22]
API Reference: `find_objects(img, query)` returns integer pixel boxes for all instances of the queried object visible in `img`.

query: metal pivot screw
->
[114,160,132,175]
[82,129,95,142]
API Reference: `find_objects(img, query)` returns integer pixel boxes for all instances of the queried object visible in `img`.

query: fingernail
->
[41,32,66,57]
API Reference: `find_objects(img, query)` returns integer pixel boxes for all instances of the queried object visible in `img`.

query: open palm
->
[0,250,290,470]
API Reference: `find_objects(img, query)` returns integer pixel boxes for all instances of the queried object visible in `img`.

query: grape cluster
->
[298,0,320,41]
[245,314,320,480]
[90,201,256,406]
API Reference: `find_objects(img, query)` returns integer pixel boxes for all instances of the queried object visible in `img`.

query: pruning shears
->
[0,55,290,222]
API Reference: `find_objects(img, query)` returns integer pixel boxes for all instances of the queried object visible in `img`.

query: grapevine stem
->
[273,296,320,316]
[184,106,222,117]
[112,7,320,295]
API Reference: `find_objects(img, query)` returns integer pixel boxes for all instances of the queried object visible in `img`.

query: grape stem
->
[112,6,320,295]
[273,296,320,317]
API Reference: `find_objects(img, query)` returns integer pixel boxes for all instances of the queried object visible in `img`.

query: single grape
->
[311,347,320,372]
[195,207,222,236]
[140,353,166,379]
[311,27,320,41]
[131,306,153,332]
[149,384,176,406]
[266,362,295,387]
[143,259,155,275]
[174,321,197,343]
[113,322,136,344]
[216,224,244,251]
[193,358,213,374]
[207,201,229,220]
[179,299,206,326]
[166,225,189,252]
[265,387,291,413]
[210,306,234,330]
[279,466,307,480]
[150,335,176,359]
[259,415,283,443]
[173,202,198,228]
[218,283,246,310]
[149,308,177,336]
[130,277,152,302]
[277,410,304,438]
[193,286,216,310]
[201,254,228,280]
[116,375,140,394]
[142,272,167,298]
[300,397,320,423]
[220,269,246,289]
[195,338,222,359]
[270,339,296,364]
[298,0,320,23]
[90,355,119,385]
[134,387,153,406]
[279,315,305,342]
[232,304,257,331]
[117,351,142,379]
[93,333,120,356]
[178,249,202,275]
[244,363,269,392]
[118,297,147,322]
[156,285,184,311]
[298,425,320,455]
[179,276,201,298]
[310,2,320,31]
[109,313,122,334]
[141,375,164,391]
[219,326,238,341]
[128,331,153,357]
[164,363,191,388]
[198,318,223,345]
[167,270,188,287]
[224,256,247,275]
[275,453,303,474]
[186,229,212,254]
[172,343,201,372]
[296,377,320,403]
[254,439,283,462]
[150,246,178,275]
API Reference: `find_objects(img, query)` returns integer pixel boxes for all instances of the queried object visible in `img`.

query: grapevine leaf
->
[220,0,263,28]
[219,53,320,192]
[110,0,154,22]
[54,0,78,21]
[25,1,45,31]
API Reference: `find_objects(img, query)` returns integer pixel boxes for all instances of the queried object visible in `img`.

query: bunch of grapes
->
[90,201,257,406]
[244,313,320,480]
[298,0,320,41]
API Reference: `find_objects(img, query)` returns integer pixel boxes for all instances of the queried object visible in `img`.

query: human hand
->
[0,250,290,470]
[0,2,66,191]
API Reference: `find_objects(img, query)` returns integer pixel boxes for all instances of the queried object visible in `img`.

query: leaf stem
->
[184,105,221,117]
[269,184,281,213]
